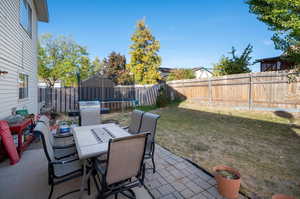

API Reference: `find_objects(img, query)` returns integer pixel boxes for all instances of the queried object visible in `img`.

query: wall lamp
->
[0,70,8,76]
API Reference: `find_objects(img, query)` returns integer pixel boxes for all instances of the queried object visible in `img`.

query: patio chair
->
[80,109,101,126]
[123,110,145,134]
[93,133,148,199]
[37,115,74,145]
[139,112,160,173]
[36,120,77,160]
[79,101,101,126]
[33,122,90,199]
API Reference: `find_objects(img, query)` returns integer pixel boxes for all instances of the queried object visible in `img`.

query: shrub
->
[167,69,195,81]
[156,87,170,108]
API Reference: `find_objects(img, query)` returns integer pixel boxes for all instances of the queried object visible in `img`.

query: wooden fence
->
[166,71,300,112]
[38,84,161,113]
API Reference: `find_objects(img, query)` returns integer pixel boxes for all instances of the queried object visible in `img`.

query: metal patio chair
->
[34,122,90,199]
[37,115,74,144]
[123,110,145,134]
[36,120,76,161]
[93,133,148,199]
[139,112,160,173]
[79,101,101,126]
[80,109,101,126]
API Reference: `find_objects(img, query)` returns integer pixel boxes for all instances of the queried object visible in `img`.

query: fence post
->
[208,78,212,104]
[248,73,252,110]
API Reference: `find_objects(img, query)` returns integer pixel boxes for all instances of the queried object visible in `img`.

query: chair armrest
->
[51,158,79,165]
[54,133,73,138]
[53,143,75,149]
[122,126,129,130]
[139,131,151,136]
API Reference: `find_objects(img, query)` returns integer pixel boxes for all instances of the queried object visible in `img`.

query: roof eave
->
[34,0,49,23]
[256,56,283,62]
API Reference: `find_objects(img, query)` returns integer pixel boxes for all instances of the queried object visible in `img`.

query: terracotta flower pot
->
[213,165,241,199]
[272,194,295,199]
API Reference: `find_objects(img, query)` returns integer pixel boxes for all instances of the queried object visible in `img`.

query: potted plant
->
[213,165,241,199]
[272,194,295,199]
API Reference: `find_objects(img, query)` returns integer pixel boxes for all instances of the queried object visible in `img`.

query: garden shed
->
[81,75,114,88]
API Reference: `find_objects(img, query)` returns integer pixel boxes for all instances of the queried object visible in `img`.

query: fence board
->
[167,71,300,112]
[39,84,161,113]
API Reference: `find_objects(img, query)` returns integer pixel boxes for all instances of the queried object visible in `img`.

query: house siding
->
[0,0,38,119]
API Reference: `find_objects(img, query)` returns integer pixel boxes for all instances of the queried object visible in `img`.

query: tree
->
[128,19,161,84]
[246,0,300,69]
[103,52,127,84]
[38,34,90,87]
[213,44,253,76]
[167,69,195,81]
[92,56,104,75]
[79,56,92,81]
[116,71,134,85]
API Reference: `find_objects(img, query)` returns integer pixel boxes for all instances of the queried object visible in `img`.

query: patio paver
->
[144,145,247,199]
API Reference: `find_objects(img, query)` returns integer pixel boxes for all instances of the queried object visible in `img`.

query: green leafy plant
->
[217,170,240,180]
[213,44,253,76]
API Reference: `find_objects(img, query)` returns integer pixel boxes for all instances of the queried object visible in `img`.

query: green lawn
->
[103,102,300,198]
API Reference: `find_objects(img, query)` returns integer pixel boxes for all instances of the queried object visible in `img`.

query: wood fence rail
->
[38,84,161,113]
[166,71,300,112]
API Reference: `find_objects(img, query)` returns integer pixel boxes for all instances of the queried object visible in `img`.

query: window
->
[19,73,29,99]
[20,0,32,36]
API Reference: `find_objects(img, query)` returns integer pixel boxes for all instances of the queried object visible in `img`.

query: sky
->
[38,0,282,72]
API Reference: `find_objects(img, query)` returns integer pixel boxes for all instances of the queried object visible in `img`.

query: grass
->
[135,105,158,112]
[103,102,300,199]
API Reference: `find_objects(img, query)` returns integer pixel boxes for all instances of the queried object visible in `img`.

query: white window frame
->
[19,0,32,37]
[18,73,29,100]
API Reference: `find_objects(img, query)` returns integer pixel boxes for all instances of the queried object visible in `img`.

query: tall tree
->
[92,56,104,75]
[128,19,161,84]
[38,34,90,87]
[246,0,300,69]
[213,44,253,76]
[103,52,127,84]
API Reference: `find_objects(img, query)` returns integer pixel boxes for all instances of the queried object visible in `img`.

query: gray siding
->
[0,0,38,119]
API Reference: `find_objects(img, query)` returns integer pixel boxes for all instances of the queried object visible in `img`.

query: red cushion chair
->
[0,120,19,165]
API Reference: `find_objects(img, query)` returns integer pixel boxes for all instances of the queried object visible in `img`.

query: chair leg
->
[142,164,146,185]
[88,178,91,195]
[48,184,54,199]
[151,155,156,173]
[92,174,100,192]
[114,193,118,199]
[120,190,136,199]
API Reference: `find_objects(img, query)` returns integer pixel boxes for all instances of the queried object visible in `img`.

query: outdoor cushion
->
[0,120,19,165]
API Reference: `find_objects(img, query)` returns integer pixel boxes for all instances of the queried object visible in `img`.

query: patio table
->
[72,123,130,198]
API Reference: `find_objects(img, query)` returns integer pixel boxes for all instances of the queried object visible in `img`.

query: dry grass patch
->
[102,104,300,199]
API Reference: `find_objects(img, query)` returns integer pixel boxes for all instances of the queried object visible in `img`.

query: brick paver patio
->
[144,145,247,199]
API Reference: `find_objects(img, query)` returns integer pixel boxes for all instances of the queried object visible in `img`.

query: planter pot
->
[213,165,241,199]
[272,194,295,199]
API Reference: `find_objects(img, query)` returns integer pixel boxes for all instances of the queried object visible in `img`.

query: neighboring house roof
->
[192,67,213,74]
[33,0,49,22]
[159,67,174,73]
